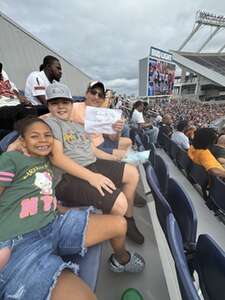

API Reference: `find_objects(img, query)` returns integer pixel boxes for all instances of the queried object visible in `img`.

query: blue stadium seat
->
[0,130,19,153]
[154,154,169,195]
[166,214,200,300]
[63,244,102,291]
[209,175,225,213]
[148,143,156,167]
[146,165,172,237]
[195,235,225,300]
[169,139,180,163]
[189,163,209,201]
[163,134,171,154]
[176,148,193,176]
[166,178,197,252]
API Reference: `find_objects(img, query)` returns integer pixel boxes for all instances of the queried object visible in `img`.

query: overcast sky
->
[1,0,225,95]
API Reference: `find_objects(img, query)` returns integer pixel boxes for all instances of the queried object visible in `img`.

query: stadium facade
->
[0,11,91,96]
[139,11,225,101]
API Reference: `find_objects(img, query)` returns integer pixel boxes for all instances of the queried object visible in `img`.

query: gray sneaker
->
[109,252,145,273]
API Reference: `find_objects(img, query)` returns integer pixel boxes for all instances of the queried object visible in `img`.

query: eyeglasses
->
[89,89,105,99]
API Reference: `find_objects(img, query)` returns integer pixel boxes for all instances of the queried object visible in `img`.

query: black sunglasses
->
[89,89,105,98]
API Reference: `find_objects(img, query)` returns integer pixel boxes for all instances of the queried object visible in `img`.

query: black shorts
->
[55,159,126,213]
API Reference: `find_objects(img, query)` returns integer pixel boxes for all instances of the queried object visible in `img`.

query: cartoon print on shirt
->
[64,130,76,143]
[34,172,53,195]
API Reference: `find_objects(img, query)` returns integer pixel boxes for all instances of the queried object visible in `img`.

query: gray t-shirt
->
[46,116,96,171]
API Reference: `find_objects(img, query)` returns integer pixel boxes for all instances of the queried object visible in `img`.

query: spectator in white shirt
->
[25,56,62,114]
[131,101,159,144]
[171,120,190,150]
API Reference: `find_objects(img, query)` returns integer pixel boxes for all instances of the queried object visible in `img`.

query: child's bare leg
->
[51,270,96,300]
[85,214,130,264]
[0,247,11,270]
[110,192,128,216]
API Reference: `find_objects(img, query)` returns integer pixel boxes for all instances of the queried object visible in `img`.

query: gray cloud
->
[1,0,225,95]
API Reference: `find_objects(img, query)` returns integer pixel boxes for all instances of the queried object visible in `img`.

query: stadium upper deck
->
[172,10,225,101]
[182,52,225,77]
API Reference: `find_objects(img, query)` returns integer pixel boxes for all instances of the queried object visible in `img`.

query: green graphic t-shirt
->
[0,151,57,242]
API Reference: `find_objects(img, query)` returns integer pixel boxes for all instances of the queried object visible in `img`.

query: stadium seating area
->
[145,141,225,299]
[159,134,225,214]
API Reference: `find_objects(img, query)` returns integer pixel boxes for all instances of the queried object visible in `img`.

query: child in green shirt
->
[0,117,145,300]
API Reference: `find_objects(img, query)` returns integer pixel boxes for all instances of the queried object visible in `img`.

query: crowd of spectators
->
[147,98,225,128]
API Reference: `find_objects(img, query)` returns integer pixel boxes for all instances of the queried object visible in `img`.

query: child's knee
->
[111,192,128,216]
[0,247,11,270]
[124,164,139,183]
[111,215,127,236]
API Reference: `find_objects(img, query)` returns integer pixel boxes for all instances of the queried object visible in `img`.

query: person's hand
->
[112,119,125,133]
[112,149,127,161]
[18,95,32,106]
[88,173,116,196]
[7,138,30,156]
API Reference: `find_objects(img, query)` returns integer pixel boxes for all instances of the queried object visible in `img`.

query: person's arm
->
[92,144,118,161]
[218,157,225,165]
[139,122,153,129]
[50,139,116,196]
[181,137,190,151]
[103,119,125,142]
[208,168,225,178]
[200,150,225,178]
[30,74,47,106]
[13,90,32,106]
[7,137,29,155]
[36,95,47,106]
[0,186,5,195]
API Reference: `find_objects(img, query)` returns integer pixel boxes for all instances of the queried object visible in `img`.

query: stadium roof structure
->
[178,10,225,53]
[171,10,225,100]
[172,51,225,87]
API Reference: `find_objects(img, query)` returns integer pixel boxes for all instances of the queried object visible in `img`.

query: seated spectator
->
[130,101,159,144]
[0,63,31,107]
[25,55,62,115]
[184,125,196,144]
[45,83,144,244]
[171,120,190,150]
[210,134,225,166]
[154,115,162,127]
[0,63,36,135]
[71,81,131,160]
[101,89,114,108]
[157,113,173,145]
[188,128,225,178]
[0,117,145,300]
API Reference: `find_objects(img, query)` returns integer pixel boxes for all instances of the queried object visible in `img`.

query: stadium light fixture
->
[196,10,225,27]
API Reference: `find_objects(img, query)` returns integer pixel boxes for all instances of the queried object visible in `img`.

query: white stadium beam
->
[198,27,221,52]
[218,43,225,53]
[178,23,201,51]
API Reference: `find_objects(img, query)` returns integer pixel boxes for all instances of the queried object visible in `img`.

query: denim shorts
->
[0,207,93,300]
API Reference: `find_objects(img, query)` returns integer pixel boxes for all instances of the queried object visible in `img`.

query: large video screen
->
[147,58,176,96]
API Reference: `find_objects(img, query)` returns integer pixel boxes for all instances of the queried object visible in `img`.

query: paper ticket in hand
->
[85,106,122,134]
